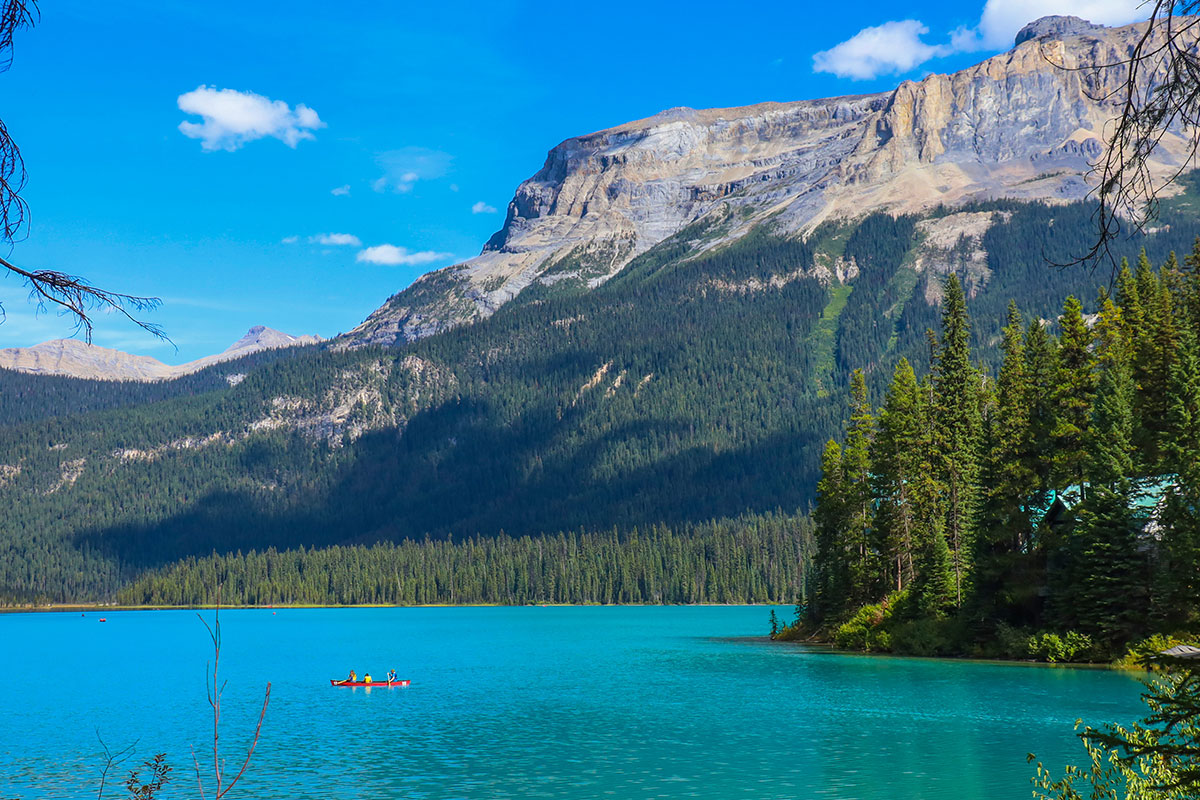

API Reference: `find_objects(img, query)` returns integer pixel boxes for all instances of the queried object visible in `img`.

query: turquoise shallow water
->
[0,606,1145,799]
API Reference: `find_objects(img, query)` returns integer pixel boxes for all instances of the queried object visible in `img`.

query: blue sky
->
[0,0,1146,361]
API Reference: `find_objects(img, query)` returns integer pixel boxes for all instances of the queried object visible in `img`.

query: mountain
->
[0,326,322,381]
[345,16,1189,347]
[4,16,1200,603]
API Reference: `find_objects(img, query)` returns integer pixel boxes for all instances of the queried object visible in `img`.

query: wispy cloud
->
[356,244,454,266]
[177,86,325,151]
[373,147,452,193]
[331,184,351,196]
[281,235,299,244]
[472,201,498,214]
[310,233,362,247]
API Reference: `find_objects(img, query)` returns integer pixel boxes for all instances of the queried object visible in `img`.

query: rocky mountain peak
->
[343,16,1188,350]
[0,325,321,382]
[1014,15,1108,46]
[222,325,319,354]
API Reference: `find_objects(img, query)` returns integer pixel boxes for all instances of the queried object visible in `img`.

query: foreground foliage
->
[1031,662,1200,799]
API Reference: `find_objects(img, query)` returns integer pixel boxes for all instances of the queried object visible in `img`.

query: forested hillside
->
[791,245,1200,661]
[2,196,1199,603]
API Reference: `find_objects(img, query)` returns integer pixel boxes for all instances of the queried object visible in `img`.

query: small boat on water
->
[330,678,411,687]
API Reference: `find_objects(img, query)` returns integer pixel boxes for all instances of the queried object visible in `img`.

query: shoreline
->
[4,603,1148,671]
[0,601,794,614]
[765,637,1138,671]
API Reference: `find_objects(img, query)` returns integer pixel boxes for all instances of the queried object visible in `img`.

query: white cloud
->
[310,233,361,247]
[957,0,1144,50]
[373,147,453,193]
[472,201,498,214]
[281,235,299,244]
[331,185,350,196]
[813,20,947,80]
[178,86,325,151]
[815,1,1146,81]
[355,244,454,266]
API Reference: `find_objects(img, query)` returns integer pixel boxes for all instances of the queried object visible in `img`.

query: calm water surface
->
[0,606,1145,799]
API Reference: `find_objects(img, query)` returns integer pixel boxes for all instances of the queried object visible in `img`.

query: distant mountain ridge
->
[344,15,1190,347]
[0,325,321,381]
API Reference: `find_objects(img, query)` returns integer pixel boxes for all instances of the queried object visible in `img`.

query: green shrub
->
[832,592,905,652]
[1027,631,1094,663]
[993,623,1035,660]
[890,618,963,657]
[1114,633,1191,669]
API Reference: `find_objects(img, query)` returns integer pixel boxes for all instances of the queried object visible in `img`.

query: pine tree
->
[1051,295,1095,492]
[1115,257,1142,332]
[1070,353,1146,648]
[842,369,877,606]
[1024,319,1059,497]
[913,493,955,619]
[1156,330,1200,627]
[933,274,982,607]
[1092,294,1128,370]
[974,301,1034,626]
[813,439,850,621]
[871,358,924,592]
[1182,236,1200,336]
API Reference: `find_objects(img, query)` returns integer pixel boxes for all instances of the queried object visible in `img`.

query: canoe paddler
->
[362,672,373,685]
[343,669,357,685]
[386,669,397,683]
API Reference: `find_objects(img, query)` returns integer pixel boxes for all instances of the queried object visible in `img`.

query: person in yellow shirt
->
[362,673,373,685]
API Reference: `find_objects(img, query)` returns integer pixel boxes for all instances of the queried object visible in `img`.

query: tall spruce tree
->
[932,274,981,607]
[974,301,1035,626]
[1156,330,1200,627]
[913,491,956,619]
[813,439,850,622]
[1182,237,1200,336]
[842,369,877,607]
[1070,348,1146,648]
[1051,295,1095,493]
[1024,319,1059,499]
[871,358,924,592]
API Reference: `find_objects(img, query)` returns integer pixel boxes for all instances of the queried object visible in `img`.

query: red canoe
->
[330,679,411,687]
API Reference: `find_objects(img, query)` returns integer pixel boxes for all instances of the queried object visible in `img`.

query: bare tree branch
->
[0,0,167,342]
[0,255,167,343]
[1068,3,1200,268]
[194,594,271,799]
[95,731,137,800]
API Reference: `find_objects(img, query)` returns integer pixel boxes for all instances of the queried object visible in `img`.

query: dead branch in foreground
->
[192,602,271,800]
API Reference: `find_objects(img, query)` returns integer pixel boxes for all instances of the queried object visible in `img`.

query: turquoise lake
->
[0,606,1146,799]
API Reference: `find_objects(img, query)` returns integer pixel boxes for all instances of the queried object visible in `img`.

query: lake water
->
[0,606,1146,799]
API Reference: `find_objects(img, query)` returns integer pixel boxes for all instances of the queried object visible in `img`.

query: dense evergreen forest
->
[2,195,1199,604]
[786,246,1200,662]
[117,514,810,606]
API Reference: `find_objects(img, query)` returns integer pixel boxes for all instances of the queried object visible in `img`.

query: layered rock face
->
[0,325,321,381]
[345,16,1189,347]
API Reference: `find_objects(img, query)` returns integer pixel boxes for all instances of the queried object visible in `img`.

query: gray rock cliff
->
[344,16,1188,348]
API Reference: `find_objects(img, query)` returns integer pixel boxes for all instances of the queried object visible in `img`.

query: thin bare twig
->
[0,255,168,344]
[194,594,271,799]
[95,731,137,800]
[1039,4,1200,269]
